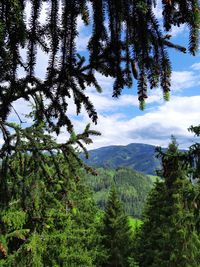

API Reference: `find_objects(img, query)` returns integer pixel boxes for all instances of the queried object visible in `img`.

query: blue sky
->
[4,1,200,150]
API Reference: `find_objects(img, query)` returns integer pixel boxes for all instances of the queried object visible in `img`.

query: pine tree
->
[135,139,200,267]
[42,182,103,267]
[187,126,200,236]
[100,185,133,267]
[0,135,103,266]
[0,169,102,267]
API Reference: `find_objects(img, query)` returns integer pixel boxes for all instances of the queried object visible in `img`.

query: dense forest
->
[84,167,156,217]
[0,0,200,266]
[1,134,200,266]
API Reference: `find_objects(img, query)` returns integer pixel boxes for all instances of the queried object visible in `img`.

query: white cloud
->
[152,0,189,40]
[85,92,162,113]
[84,95,200,150]
[191,62,200,71]
[7,99,32,124]
[1,94,200,153]
[171,71,200,91]
[76,13,91,52]
[5,61,200,151]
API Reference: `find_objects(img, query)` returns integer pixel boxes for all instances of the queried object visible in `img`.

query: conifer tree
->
[0,169,102,267]
[135,139,200,267]
[0,131,102,266]
[0,0,199,167]
[100,185,133,267]
[187,126,200,236]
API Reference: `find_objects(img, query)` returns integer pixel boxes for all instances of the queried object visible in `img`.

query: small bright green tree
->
[100,185,133,267]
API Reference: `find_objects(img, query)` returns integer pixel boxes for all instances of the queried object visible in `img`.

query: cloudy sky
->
[5,1,200,150]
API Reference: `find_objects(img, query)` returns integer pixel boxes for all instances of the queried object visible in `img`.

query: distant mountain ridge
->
[83,143,161,175]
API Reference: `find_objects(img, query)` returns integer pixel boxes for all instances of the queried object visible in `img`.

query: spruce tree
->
[0,169,102,267]
[100,185,133,267]
[135,139,200,267]
[0,1,199,169]
[187,126,200,237]
[0,129,103,266]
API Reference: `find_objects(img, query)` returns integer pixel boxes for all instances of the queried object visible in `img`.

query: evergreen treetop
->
[100,185,133,267]
[135,139,200,267]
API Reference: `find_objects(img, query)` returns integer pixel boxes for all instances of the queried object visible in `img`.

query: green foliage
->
[0,0,199,165]
[0,1,199,260]
[1,210,27,231]
[0,151,103,267]
[99,185,134,267]
[85,167,155,218]
[0,118,100,184]
[135,140,200,267]
[128,217,143,233]
[187,125,200,236]
[42,184,103,267]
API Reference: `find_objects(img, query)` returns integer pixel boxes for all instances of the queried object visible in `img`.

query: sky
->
[4,1,200,150]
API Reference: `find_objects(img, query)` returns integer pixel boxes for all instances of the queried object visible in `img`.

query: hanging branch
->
[0,119,101,177]
[0,0,199,156]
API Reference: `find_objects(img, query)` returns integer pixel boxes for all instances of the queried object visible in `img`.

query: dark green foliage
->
[0,151,103,266]
[188,125,200,182]
[0,0,199,162]
[99,185,133,267]
[135,140,200,267]
[84,167,155,218]
[0,2,199,214]
[42,183,103,267]
[187,126,200,236]
[0,116,100,195]
[83,143,161,175]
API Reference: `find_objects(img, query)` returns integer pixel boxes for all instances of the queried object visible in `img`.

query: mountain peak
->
[83,143,161,175]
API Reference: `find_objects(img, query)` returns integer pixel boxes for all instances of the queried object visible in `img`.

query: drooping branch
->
[0,119,100,180]
[0,0,199,155]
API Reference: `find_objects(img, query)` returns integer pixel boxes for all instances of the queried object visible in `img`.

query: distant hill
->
[84,167,158,218]
[82,143,161,175]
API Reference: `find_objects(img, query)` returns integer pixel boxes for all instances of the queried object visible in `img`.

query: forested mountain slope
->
[84,167,157,218]
[82,143,161,175]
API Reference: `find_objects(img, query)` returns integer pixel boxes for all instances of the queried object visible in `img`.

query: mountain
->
[84,167,157,218]
[83,143,161,175]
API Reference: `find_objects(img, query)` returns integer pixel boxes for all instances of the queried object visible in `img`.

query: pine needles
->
[0,0,199,172]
